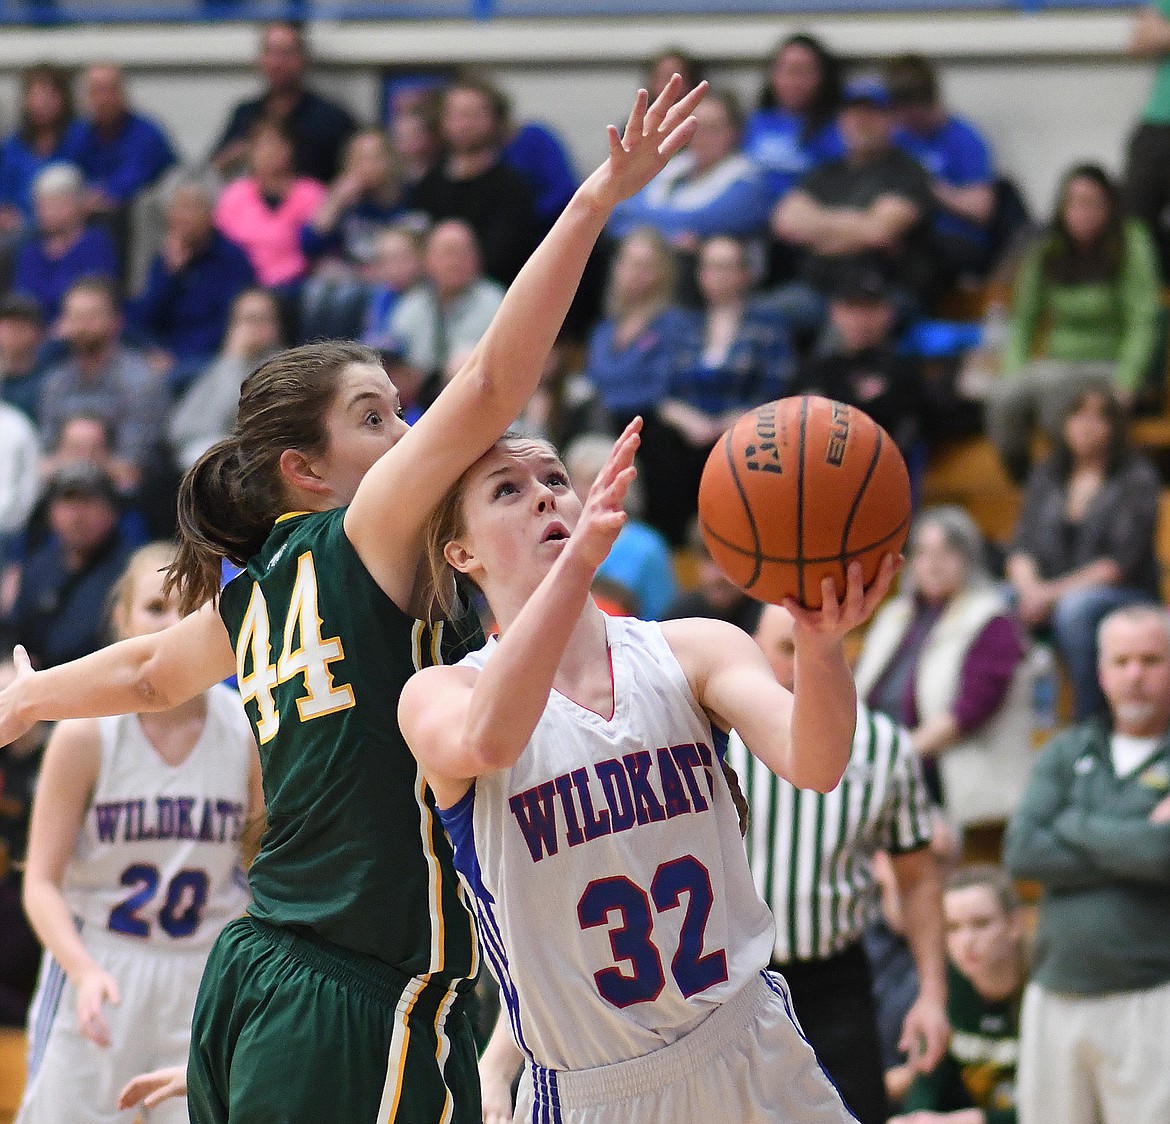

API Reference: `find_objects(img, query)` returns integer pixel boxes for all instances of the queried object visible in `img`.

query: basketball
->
[697,396,911,609]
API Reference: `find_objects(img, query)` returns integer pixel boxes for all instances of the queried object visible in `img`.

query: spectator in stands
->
[0,63,84,234]
[491,73,579,237]
[853,505,1032,836]
[662,515,763,635]
[361,222,425,341]
[411,73,539,285]
[300,127,405,343]
[387,218,504,383]
[645,47,704,102]
[885,53,997,286]
[38,277,168,494]
[889,864,1025,1124]
[129,173,256,393]
[0,398,40,570]
[1006,378,1160,721]
[1125,0,1170,281]
[986,164,1161,482]
[656,234,793,541]
[742,33,843,206]
[789,266,934,463]
[166,287,283,473]
[728,603,949,1124]
[772,74,936,335]
[563,432,678,620]
[214,117,327,301]
[13,162,119,322]
[584,227,689,542]
[0,643,45,1029]
[209,20,357,186]
[4,461,136,668]
[511,332,610,451]
[392,100,442,192]
[1004,603,1170,1124]
[73,63,177,266]
[609,88,773,258]
[0,294,50,423]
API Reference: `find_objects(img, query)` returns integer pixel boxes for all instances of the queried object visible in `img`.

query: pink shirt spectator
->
[214,176,326,287]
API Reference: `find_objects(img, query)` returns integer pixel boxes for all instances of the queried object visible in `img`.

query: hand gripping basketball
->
[697,396,911,609]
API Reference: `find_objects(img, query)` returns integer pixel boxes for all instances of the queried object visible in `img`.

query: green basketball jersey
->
[218,507,481,981]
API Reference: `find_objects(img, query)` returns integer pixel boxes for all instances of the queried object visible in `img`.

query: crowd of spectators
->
[4,13,1170,1123]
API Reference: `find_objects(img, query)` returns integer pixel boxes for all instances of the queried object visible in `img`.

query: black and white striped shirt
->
[727,704,932,964]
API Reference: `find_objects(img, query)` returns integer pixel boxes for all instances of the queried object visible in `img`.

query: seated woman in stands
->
[1005,377,1160,720]
[984,163,1160,482]
[854,505,1031,841]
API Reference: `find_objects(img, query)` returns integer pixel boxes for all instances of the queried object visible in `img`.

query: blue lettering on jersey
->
[92,797,247,844]
[507,743,716,864]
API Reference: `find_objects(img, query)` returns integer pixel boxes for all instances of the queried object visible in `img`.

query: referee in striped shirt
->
[727,604,950,1124]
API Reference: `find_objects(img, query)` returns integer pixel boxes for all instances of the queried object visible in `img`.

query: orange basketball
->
[697,395,911,608]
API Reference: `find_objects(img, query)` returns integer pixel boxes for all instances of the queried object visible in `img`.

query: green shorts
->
[189,916,481,1123]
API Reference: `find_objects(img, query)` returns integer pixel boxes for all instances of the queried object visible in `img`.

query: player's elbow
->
[134,643,179,713]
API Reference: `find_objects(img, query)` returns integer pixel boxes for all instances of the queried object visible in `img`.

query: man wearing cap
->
[0,294,50,423]
[790,265,934,461]
[772,74,937,330]
[4,461,135,668]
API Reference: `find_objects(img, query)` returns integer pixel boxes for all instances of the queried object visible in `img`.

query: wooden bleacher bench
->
[0,1028,26,1124]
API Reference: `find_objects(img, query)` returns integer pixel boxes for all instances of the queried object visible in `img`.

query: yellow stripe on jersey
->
[429,620,444,669]
[432,981,460,1124]
[413,768,445,973]
[378,975,427,1121]
[274,510,311,524]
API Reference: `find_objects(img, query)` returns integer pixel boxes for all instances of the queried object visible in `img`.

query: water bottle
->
[1031,644,1058,734]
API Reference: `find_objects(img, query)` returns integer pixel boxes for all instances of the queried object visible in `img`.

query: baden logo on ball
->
[697,395,911,609]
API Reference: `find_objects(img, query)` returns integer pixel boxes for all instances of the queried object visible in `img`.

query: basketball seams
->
[838,425,885,584]
[701,514,911,566]
[714,426,765,590]
[795,397,809,605]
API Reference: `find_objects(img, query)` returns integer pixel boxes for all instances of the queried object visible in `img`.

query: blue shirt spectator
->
[502,120,579,235]
[585,305,689,416]
[15,225,119,323]
[129,230,256,381]
[743,33,845,203]
[0,294,52,423]
[742,110,844,203]
[894,116,994,251]
[0,124,87,225]
[610,89,773,245]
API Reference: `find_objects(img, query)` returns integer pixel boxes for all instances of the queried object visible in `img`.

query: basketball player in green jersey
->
[0,77,707,1124]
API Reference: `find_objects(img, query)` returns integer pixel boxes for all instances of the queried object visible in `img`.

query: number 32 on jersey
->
[236,552,355,743]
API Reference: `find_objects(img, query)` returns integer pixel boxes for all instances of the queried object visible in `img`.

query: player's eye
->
[546,471,570,489]
[394,405,405,420]
[144,598,167,614]
[365,411,383,427]
[493,480,518,499]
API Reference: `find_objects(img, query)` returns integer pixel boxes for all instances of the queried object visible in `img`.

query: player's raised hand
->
[117,1065,188,1111]
[785,554,902,640]
[584,75,708,211]
[568,417,642,573]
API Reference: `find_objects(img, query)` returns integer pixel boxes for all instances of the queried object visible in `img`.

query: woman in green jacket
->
[985,163,1161,481]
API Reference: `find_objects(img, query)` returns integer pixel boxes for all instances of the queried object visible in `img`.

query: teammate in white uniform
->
[400,421,898,1122]
[17,543,264,1124]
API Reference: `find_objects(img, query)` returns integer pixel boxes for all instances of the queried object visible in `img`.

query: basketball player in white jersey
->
[400,419,898,1122]
[17,543,264,1124]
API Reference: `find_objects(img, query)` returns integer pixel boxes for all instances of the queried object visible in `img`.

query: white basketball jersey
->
[440,616,776,1072]
[63,684,253,952]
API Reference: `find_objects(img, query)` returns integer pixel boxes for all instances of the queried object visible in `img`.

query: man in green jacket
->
[1004,604,1170,1124]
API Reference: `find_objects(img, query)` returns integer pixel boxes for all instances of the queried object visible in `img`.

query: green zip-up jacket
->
[1003,720,1170,996]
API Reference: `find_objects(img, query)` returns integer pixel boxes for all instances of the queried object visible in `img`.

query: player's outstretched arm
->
[117,1066,187,1111]
[665,556,899,791]
[400,422,640,808]
[346,79,706,607]
[0,604,235,747]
